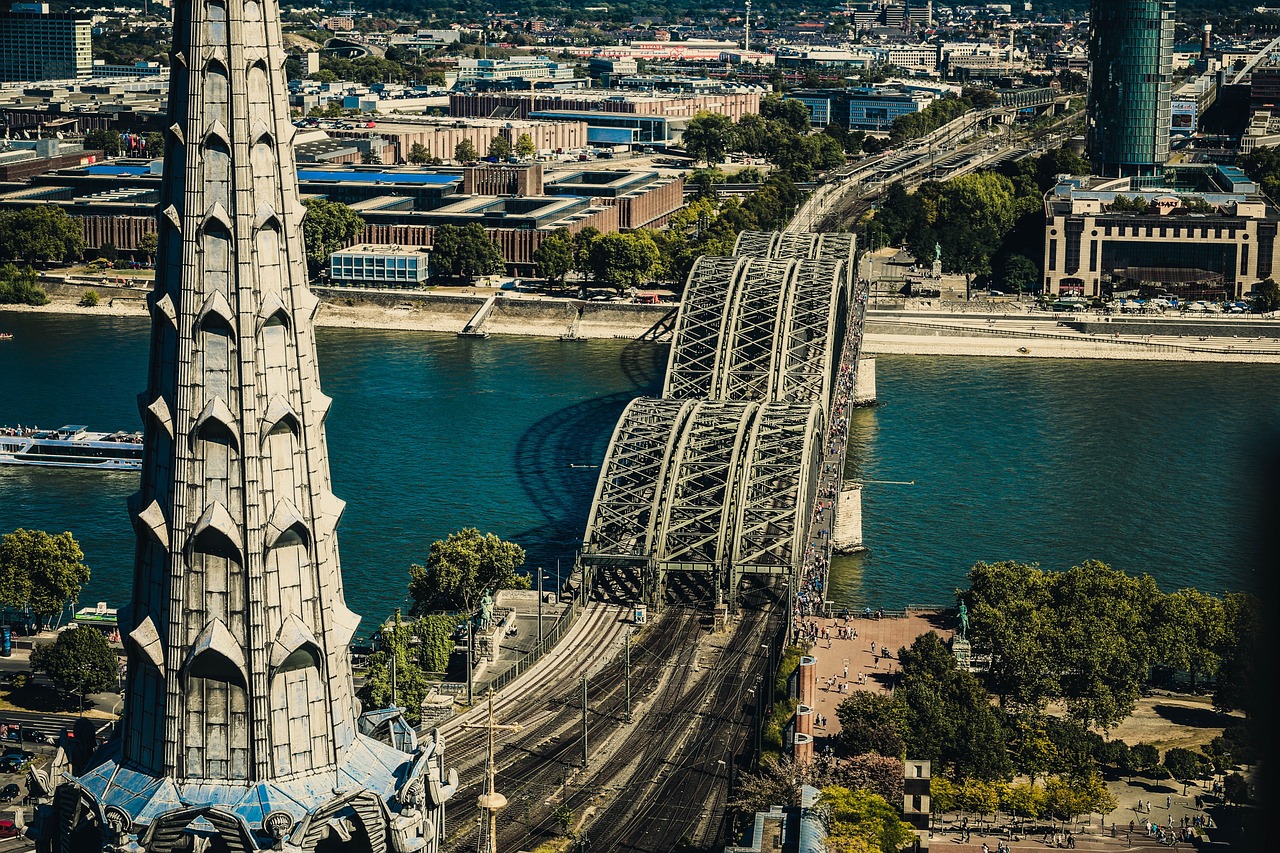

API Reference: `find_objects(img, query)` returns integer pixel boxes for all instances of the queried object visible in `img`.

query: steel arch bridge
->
[581,230,859,605]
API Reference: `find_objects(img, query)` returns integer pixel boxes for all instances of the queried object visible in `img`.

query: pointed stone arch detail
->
[196,290,235,336]
[139,393,174,440]
[201,201,234,235]
[136,499,170,551]
[265,499,309,551]
[191,396,241,451]
[188,501,243,563]
[261,395,300,443]
[162,205,182,233]
[185,618,248,688]
[269,613,322,671]
[257,293,290,333]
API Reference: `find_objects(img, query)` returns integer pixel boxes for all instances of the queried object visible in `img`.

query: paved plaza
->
[800,609,954,740]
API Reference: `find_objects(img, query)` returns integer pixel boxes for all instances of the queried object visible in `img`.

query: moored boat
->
[0,424,143,470]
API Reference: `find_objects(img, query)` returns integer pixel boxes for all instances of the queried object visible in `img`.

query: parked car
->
[0,756,22,773]
[0,819,18,838]
[0,784,19,803]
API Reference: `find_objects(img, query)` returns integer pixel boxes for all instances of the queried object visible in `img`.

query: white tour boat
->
[0,424,143,470]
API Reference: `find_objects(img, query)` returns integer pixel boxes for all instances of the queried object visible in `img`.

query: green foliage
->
[1130,742,1161,775]
[408,142,431,165]
[834,691,906,759]
[0,528,89,627]
[429,223,504,282]
[966,560,1164,729]
[454,138,479,163]
[955,778,1001,816]
[1215,592,1262,714]
[31,626,118,703]
[358,611,430,724]
[554,804,574,834]
[1042,772,1115,822]
[1000,780,1045,821]
[1108,195,1151,214]
[301,198,364,276]
[689,167,726,200]
[138,232,159,262]
[0,207,85,265]
[533,229,574,287]
[1238,144,1280,201]
[84,128,124,157]
[819,787,915,853]
[0,264,48,306]
[79,289,100,307]
[586,231,660,291]
[145,131,165,158]
[414,613,463,673]
[888,96,972,147]
[896,631,1012,780]
[488,134,512,160]
[1253,277,1280,313]
[760,95,812,133]
[683,110,736,165]
[1163,747,1210,788]
[408,528,529,615]
[515,133,537,158]
[1223,772,1249,805]
[930,775,956,813]
[361,148,382,165]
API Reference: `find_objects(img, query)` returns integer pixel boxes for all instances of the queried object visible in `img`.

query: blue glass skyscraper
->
[1087,0,1175,177]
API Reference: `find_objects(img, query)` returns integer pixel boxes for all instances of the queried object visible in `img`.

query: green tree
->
[820,787,915,853]
[1163,747,1210,794]
[1252,278,1280,313]
[358,610,430,724]
[689,167,726,200]
[1223,772,1249,805]
[0,529,89,628]
[0,264,48,306]
[408,528,529,615]
[1000,254,1038,294]
[1130,742,1160,776]
[760,94,813,133]
[79,289,99,307]
[454,138,479,163]
[1000,781,1045,825]
[683,111,736,165]
[0,206,85,264]
[1108,195,1150,214]
[930,775,957,813]
[570,226,600,281]
[488,135,512,160]
[515,132,537,158]
[144,131,165,158]
[533,229,574,287]
[138,232,159,265]
[897,631,1012,780]
[955,778,1002,820]
[408,142,430,165]
[301,198,364,277]
[84,128,124,157]
[1150,588,1226,690]
[430,223,503,282]
[834,691,906,758]
[587,231,660,292]
[361,147,382,165]
[30,627,118,708]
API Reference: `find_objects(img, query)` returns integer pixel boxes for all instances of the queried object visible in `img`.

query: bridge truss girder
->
[662,256,745,400]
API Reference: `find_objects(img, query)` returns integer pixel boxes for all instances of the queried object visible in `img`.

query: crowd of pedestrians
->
[794,283,868,636]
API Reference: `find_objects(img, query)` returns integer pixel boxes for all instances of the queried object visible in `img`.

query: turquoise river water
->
[1,311,1276,628]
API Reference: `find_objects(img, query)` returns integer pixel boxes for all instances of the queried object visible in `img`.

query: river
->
[1,311,1275,627]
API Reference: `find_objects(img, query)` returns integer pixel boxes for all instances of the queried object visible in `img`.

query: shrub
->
[79,289,99,307]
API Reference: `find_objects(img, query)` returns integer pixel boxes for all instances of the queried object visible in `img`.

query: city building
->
[1086,0,1175,177]
[330,243,431,287]
[324,116,589,164]
[449,89,761,124]
[784,85,935,131]
[455,55,582,90]
[40,0,458,844]
[0,6,92,82]
[1042,167,1280,300]
[0,161,683,274]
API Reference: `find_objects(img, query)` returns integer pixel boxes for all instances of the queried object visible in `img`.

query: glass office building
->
[1086,0,1175,177]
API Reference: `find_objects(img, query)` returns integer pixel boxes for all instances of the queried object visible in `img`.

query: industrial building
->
[0,6,92,82]
[449,90,761,130]
[325,117,589,164]
[1086,0,1175,177]
[1042,167,1280,300]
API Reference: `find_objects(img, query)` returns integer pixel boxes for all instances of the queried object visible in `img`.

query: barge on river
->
[0,425,143,470]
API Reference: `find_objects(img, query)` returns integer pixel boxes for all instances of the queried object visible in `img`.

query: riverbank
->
[8,289,1280,362]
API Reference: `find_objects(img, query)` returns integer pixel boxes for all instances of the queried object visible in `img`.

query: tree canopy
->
[408,528,529,615]
[301,198,364,277]
[586,231,660,291]
[0,528,90,628]
[430,223,504,282]
[820,787,916,853]
[533,229,574,287]
[0,264,49,306]
[0,207,85,265]
[31,626,118,706]
[683,111,736,165]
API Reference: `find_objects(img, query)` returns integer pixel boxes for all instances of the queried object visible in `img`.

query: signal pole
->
[461,690,522,853]
[624,632,632,721]
[581,675,589,768]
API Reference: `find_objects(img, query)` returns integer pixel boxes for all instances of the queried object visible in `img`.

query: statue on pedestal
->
[957,600,969,641]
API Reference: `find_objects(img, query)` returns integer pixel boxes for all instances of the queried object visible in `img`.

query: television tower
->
[744,0,752,52]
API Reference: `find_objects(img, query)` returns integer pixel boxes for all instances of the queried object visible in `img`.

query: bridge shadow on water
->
[510,338,667,587]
